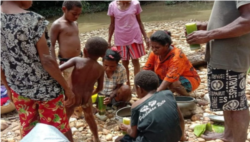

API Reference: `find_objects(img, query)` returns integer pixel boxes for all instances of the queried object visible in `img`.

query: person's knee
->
[82,106,94,117]
[117,85,132,102]
[169,81,181,91]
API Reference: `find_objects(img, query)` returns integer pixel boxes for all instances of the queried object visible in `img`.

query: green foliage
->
[212,124,225,133]
[194,124,206,137]
[194,123,225,137]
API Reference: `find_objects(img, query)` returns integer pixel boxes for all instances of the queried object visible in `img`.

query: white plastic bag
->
[20,123,70,142]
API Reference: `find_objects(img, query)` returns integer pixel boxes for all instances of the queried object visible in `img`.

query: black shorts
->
[207,65,248,111]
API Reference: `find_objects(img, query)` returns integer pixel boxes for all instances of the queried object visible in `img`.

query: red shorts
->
[11,90,70,138]
[116,43,146,60]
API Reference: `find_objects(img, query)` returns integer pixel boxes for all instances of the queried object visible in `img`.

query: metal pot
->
[115,106,131,123]
[175,96,197,118]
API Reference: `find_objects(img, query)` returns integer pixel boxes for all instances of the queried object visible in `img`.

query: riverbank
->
[1,20,250,142]
[47,1,213,33]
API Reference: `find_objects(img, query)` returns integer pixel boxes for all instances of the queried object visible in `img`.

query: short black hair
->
[103,49,121,63]
[85,37,108,57]
[134,70,159,92]
[62,0,82,10]
[150,30,172,46]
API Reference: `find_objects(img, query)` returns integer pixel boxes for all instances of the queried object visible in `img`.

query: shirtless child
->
[50,0,82,81]
[59,37,108,142]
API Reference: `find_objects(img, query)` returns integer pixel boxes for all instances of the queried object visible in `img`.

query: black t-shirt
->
[131,90,182,142]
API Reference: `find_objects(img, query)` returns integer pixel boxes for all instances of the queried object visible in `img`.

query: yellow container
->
[92,94,98,103]
[123,117,131,125]
[122,117,131,134]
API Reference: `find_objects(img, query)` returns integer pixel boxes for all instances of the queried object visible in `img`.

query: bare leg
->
[122,60,130,86]
[231,109,249,142]
[202,110,235,142]
[64,129,74,142]
[169,81,189,96]
[131,59,140,76]
[66,106,75,119]
[82,104,100,142]
[177,107,187,141]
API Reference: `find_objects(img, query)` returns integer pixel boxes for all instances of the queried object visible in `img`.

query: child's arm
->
[49,22,60,60]
[59,57,77,72]
[120,124,138,138]
[136,14,149,49]
[177,106,186,141]
[1,68,12,102]
[92,71,104,95]
[108,16,115,47]
[36,33,75,107]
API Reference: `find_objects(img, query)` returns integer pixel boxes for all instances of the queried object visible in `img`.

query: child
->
[59,37,108,142]
[99,49,131,108]
[1,1,75,141]
[108,0,149,86]
[50,0,82,82]
[116,70,185,142]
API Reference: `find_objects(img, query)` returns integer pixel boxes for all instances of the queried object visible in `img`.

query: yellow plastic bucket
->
[92,94,98,103]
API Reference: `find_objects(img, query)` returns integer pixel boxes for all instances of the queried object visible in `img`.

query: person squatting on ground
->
[144,30,201,96]
[59,37,108,142]
[186,1,250,142]
[1,1,75,141]
[115,70,185,142]
[99,48,132,109]
[108,0,150,86]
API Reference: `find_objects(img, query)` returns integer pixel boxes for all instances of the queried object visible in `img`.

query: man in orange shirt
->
[144,30,200,96]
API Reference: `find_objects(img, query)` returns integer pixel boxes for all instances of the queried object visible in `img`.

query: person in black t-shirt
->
[115,70,186,142]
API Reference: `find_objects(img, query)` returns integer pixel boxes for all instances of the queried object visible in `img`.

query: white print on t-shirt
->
[140,105,150,112]
[148,100,157,107]
[139,100,166,121]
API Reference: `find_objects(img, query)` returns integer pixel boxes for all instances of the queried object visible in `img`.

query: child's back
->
[70,57,103,105]
[59,37,108,142]
[50,1,82,61]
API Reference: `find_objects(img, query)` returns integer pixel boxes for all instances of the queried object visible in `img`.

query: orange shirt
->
[143,46,200,91]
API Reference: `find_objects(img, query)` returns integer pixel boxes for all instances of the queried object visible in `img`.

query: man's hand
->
[187,30,211,45]
[64,89,75,107]
[103,97,111,105]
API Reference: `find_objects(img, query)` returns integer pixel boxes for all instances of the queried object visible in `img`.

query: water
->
[48,2,213,33]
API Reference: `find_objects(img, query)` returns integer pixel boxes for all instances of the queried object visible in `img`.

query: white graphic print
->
[223,100,239,110]
[211,97,218,109]
[239,78,246,90]
[139,100,166,121]
[228,75,237,99]
[140,105,149,112]
[148,100,157,107]
[211,80,224,91]
[240,95,247,108]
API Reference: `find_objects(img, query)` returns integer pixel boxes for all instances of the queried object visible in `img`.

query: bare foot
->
[201,132,231,142]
